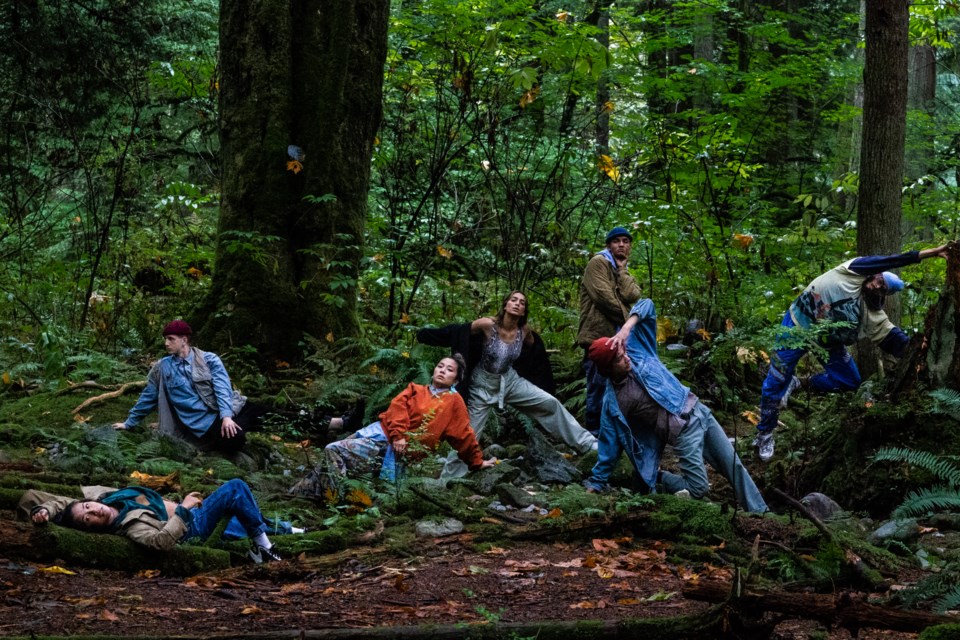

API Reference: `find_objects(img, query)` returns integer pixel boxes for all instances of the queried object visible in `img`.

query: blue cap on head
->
[882,272,904,293]
[605,226,633,244]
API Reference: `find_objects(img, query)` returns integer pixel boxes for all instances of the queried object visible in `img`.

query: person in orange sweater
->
[289,355,496,496]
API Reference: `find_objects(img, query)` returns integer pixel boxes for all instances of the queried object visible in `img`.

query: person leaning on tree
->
[577,226,642,435]
[112,320,256,454]
[583,299,768,514]
[755,243,954,462]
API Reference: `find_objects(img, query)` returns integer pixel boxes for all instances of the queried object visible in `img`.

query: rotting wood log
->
[71,380,147,414]
[683,579,950,633]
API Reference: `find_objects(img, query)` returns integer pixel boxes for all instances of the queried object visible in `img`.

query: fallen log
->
[71,380,146,414]
[28,524,232,576]
[155,605,727,639]
[683,579,951,633]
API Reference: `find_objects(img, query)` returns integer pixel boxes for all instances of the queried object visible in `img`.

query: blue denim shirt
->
[586,299,691,492]
[124,351,235,436]
[623,299,690,415]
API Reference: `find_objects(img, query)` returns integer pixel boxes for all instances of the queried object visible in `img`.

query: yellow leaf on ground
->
[241,605,263,615]
[39,566,76,575]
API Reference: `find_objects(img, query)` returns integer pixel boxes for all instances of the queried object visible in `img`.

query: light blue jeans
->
[442,368,597,478]
[659,402,768,513]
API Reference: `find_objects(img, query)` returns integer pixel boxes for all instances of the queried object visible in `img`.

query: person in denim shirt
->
[113,320,254,453]
[583,299,767,513]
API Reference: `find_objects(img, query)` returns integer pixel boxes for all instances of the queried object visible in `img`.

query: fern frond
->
[872,447,960,486]
[892,485,960,518]
[934,584,960,614]
[929,388,960,421]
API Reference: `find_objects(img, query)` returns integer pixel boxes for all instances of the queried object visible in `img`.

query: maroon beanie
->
[162,320,192,337]
[587,337,619,377]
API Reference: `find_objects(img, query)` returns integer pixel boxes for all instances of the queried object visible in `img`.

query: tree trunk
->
[202,0,389,364]
[856,0,908,378]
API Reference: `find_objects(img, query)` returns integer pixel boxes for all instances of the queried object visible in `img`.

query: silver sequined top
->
[479,324,524,375]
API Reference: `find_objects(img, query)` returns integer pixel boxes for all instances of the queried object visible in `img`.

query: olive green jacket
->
[18,486,189,551]
[577,253,642,347]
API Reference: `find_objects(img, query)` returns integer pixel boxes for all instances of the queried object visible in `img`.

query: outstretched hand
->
[31,508,50,524]
[920,243,954,260]
[481,457,498,469]
[112,422,128,430]
[392,438,408,455]
[220,416,242,439]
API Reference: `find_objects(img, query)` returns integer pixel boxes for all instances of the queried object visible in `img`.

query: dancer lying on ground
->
[19,478,290,562]
[289,355,497,497]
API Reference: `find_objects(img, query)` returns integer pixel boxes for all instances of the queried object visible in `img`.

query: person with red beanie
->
[112,320,256,453]
[584,300,767,513]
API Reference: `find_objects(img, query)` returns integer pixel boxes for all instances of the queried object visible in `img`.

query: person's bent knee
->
[685,477,710,499]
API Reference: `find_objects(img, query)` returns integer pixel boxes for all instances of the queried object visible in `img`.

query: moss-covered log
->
[28,525,231,576]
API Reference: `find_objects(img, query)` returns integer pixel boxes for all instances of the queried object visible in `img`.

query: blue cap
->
[605,226,633,244]
[882,272,904,293]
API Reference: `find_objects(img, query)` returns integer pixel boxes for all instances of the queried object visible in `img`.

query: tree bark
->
[203,0,389,364]
[856,0,908,377]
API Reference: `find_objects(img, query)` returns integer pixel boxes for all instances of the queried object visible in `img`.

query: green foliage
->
[929,388,960,422]
[873,446,960,519]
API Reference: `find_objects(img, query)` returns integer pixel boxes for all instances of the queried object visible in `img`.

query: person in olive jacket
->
[577,226,642,434]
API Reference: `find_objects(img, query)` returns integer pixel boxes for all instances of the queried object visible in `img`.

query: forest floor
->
[0,490,942,640]
[0,390,958,638]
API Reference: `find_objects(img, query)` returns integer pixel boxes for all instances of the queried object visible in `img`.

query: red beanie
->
[162,320,192,337]
[587,337,619,377]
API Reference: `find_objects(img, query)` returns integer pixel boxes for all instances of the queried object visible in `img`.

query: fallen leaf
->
[592,538,620,552]
[645,590,677,602]
[570,600,596,609]
[241,605,263,615]
[618,597,643,605]
[136,569,160,579]
[39,566,76,575]
[99,609,120,621]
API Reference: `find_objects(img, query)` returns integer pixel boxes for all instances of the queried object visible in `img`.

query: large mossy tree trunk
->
[201,1,389,364]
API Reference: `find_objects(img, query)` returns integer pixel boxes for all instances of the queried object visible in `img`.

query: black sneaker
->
[248,544,282,564]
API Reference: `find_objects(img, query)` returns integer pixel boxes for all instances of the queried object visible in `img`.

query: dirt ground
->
[0,528,925,639]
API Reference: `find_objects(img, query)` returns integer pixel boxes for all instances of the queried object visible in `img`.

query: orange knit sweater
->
[378,383,484,470]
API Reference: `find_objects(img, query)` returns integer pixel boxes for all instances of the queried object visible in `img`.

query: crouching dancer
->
[19,478,285,562]
[289,355,497,498]
[584,299,767,513]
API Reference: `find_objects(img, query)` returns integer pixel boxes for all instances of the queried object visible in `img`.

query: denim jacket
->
[623,299,690,416]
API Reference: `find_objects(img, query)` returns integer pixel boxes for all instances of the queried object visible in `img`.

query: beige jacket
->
[577,253,642,347]
[18,486,188,551]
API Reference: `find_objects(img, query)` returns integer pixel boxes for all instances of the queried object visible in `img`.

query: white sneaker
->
[753,432,775,462]
[674,489,691,499]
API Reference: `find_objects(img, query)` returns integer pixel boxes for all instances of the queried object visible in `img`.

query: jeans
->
[758,312,861,433]
[659,402,767,513]
[183,479,268,541]
[582,352,606,435]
